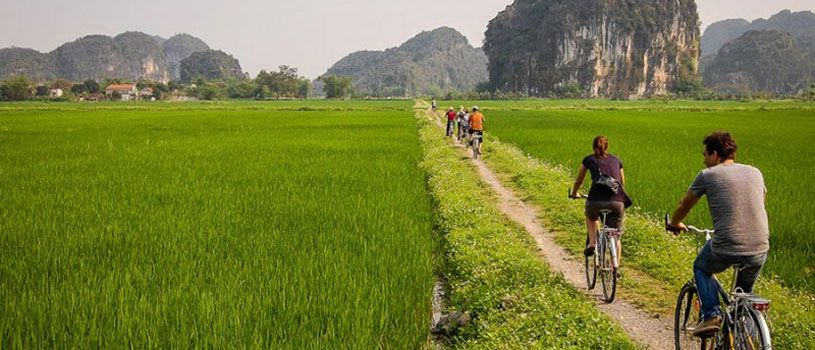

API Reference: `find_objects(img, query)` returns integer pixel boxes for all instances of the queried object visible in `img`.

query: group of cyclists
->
[435,96,771,337]
[569,131,769,337]
[434,96,771,340]
[434,99,485,154]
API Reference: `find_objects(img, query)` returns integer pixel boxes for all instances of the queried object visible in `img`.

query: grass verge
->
[481,137,815,349]
[415,105,637,349]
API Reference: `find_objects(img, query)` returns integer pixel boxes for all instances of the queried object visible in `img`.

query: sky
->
[1,0,813,79]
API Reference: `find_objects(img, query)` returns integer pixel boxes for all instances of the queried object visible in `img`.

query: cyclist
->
[431,99,437,113]
[569,136,628,271]
[667,131,769,336]
[445,107,456,137]
[468,106,485,153]
[456,106,466,141]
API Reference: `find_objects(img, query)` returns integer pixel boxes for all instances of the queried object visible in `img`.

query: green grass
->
[455,103,815,292]
[415,105,637,349]
[0,102,432,348]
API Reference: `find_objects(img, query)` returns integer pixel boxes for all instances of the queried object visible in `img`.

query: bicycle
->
[569,188,621,303]
[665,215,772,350]
[471,131,483,160]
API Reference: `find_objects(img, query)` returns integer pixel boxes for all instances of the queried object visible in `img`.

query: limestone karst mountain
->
[0,32,217,82]
[323,27,488,97]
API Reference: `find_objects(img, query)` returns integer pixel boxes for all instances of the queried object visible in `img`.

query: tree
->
[35,85,50,97]
[319,75,353,99]
[254,65,304,98]
[84,80,101,94]
[51,79,73,91]
[297,78,312,99]
[71,83,88,95]
[0,76,33,101]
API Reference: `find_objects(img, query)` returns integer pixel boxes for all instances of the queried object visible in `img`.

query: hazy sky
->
[1,0,813,79]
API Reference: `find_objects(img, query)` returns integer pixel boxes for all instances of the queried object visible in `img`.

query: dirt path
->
[424,107,683,349]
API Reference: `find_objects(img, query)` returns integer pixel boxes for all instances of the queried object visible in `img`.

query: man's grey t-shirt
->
[690,163,769,256]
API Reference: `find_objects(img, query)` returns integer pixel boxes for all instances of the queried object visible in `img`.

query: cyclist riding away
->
[445,107,456,137]
[456,106,465,140]
[667,131,769,336]
[431,99,437,114]
[570,136,629,273]
[469,106,485,154]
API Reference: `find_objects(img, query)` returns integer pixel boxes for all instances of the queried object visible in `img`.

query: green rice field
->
[0,101,434,348]
[462,100,815,292]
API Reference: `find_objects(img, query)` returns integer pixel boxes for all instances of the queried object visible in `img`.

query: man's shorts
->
[585,200,625,229]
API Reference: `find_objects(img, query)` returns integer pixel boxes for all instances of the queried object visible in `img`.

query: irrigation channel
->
[424,105,689,349]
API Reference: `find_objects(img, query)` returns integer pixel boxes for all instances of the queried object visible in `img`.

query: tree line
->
[0,66,355,102]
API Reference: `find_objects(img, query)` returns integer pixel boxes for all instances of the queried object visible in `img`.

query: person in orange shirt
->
[468,106,485,154]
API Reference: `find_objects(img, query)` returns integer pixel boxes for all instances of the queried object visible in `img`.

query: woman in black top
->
[570,135,627,260]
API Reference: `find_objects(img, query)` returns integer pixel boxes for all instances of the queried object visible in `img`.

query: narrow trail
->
[424,107,683,350]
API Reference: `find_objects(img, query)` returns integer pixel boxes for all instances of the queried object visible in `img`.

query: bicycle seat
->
[599,209,613,215]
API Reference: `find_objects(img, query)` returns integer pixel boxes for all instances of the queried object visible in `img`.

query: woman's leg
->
[585,216,598,248]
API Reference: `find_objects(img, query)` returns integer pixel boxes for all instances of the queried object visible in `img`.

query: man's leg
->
[693,242,729,320]
[735,252,767,293]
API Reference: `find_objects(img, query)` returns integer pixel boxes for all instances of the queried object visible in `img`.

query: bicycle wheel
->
[600,236,617,302]
[726,305,770,350]
[585,249,597,290]
[472,139,480,159]
[674,282,712,349]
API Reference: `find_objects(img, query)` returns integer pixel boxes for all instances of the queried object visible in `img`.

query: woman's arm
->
[571,165,588,197]
[620,168,626,187]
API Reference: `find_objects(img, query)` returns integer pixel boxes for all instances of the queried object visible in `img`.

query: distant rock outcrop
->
[179,50,244,83]
[324,27,488,97]
[162,34,211,80]
[483,0,701,98]
[0,48,56,82]
[701,10,815,57]
[700,10,815,95]
[703,30,813,95]
[0,32,217,83]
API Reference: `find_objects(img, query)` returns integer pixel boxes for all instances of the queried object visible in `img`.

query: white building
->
[105,84,137,101]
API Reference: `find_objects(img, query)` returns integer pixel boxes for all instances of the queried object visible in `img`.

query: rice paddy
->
[0,101,433,348]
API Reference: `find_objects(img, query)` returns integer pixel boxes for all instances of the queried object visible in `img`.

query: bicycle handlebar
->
[567,187,586,200]
[664,213,714,235]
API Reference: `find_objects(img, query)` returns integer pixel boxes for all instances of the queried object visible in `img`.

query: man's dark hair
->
[703,131,737,160]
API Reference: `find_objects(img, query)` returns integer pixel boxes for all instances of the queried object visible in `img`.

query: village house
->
[139,87,155,101]
[105,83,137,101]
[49,88,64,98]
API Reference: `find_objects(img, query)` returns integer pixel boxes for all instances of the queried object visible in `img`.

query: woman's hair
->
[703,131,737,160]
[593,135,609,158]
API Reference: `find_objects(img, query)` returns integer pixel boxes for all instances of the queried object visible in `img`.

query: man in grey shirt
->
[668,131,769,336]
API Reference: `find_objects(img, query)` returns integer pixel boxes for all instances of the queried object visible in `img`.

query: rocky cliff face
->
[0,32,213,82]
[484,0,700,98]
[324,27,488,97]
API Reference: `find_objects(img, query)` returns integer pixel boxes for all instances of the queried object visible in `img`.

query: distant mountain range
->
[701,10,815,95]
[0,32,225,83]
[701,10,815,57]
[323,27,488,97]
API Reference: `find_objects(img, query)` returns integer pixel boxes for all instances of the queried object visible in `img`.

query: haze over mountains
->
[323,27,488,97]
[0,32,217,82]
[701,10,815,95]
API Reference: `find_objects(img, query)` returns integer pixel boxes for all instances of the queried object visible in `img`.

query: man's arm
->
[669,190,701,232]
